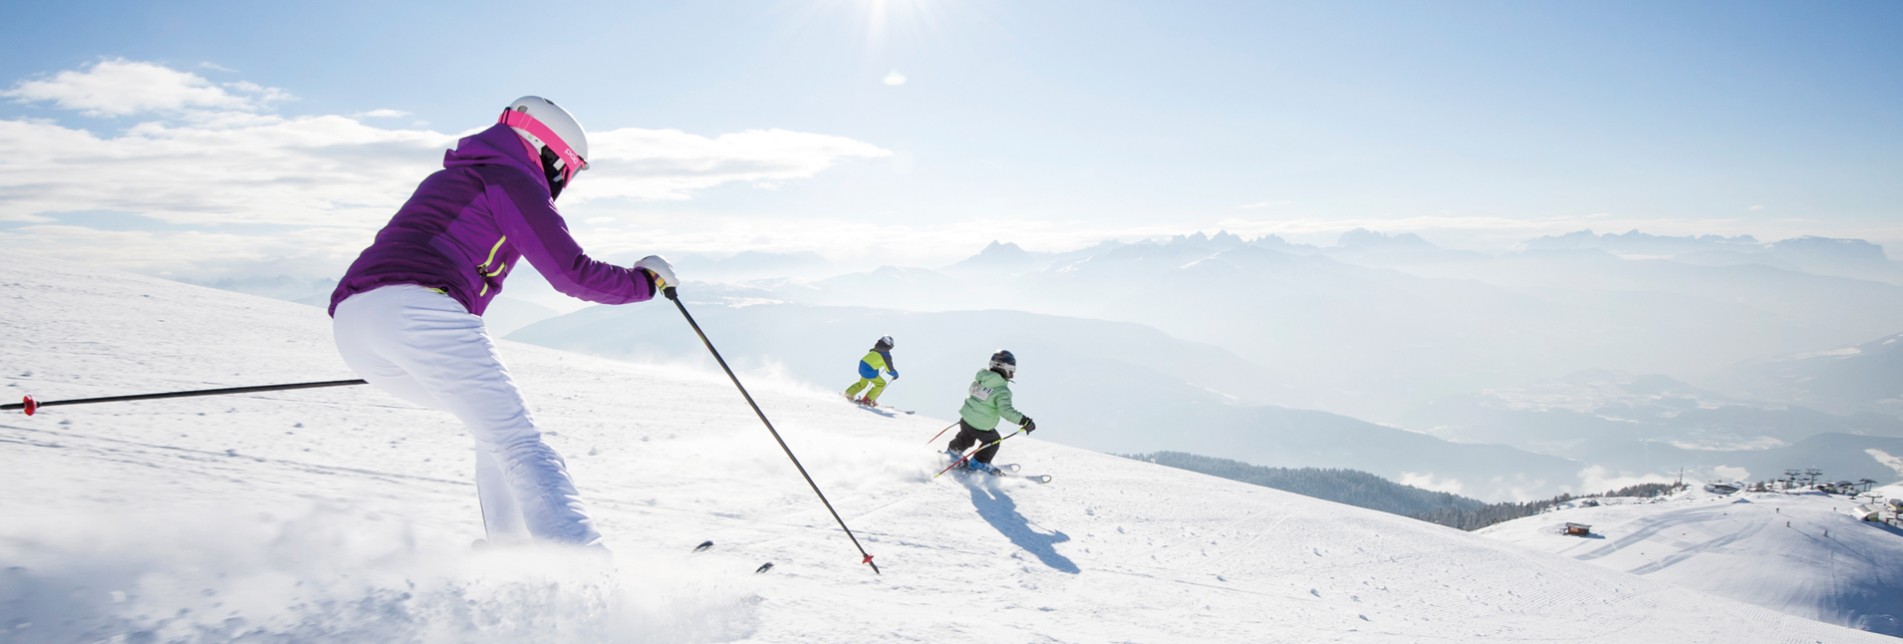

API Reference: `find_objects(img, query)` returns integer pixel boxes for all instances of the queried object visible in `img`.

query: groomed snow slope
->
[1480,487,1903,637]
[0,258,1887,643]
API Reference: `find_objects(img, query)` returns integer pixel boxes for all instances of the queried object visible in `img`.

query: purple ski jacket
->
[329,123,653,317]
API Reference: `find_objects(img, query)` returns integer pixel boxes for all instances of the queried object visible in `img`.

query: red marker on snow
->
[20,395,36,416]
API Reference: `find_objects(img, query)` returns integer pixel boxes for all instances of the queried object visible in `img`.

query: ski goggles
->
[498,108,589,187]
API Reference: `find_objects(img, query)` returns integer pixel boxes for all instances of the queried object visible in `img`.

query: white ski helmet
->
[876,335,895,350]
[499,96,590,198]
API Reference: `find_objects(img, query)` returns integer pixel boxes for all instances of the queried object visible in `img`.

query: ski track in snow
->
[1482,490,1903,638]
[0,257,1896,643]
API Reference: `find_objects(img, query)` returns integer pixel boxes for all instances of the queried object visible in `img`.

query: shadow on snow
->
[963,477,1079,574]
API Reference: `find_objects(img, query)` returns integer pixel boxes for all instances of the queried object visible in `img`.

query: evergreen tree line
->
[1127,452,1486,519]
[1410,481,1681,530]
[1130,451,1683,531]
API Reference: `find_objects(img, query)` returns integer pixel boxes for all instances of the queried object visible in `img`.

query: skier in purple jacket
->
[330,96,676,548]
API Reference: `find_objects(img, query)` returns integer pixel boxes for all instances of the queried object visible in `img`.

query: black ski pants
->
[947,420,1003,464]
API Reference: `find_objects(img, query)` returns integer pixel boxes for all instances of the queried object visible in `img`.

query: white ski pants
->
[332,285,601,546]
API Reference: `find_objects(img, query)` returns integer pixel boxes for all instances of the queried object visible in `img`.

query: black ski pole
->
[662,287,881,575]
[4,379,368,417]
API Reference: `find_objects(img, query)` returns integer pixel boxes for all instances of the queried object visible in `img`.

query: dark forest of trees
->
[1129,451,1683,531]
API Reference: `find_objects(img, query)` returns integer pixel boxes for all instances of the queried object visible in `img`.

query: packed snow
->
[1,257,1892,642]
[1480,485,1903,636]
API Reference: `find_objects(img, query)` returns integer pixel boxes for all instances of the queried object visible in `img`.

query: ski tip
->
[21,394,36,417]
[692,540,715,553]
[1036,474,1053,484]
[754,562,775,574]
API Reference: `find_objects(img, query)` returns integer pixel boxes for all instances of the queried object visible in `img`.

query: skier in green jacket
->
[844,335,899,407]
[946,349,1036,474]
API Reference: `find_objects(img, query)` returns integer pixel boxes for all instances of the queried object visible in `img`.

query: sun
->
[841,0,948,52]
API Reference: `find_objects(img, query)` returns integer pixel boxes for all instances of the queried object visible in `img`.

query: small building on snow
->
[1562,522,1593,537]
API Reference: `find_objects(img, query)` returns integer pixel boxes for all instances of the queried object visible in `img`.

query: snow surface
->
[1,258,1891,642]
[1480,486,1903,637]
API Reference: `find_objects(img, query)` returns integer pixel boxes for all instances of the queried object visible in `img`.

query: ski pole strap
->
[4,379,369,415]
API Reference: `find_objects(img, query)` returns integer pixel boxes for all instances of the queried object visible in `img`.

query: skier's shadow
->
[964,479,1080,574]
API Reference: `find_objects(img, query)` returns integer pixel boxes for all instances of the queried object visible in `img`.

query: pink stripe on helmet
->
[499,109,587,183]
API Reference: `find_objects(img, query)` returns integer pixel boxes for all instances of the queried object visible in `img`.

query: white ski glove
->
[633,255,678,292]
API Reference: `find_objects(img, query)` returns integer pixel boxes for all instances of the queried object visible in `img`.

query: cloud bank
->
[0,58,892,278]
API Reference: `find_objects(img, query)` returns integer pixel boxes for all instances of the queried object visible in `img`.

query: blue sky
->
[2,0,1900,279]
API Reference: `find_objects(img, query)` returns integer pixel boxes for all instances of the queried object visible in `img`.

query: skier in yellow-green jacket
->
[844,335,899,407]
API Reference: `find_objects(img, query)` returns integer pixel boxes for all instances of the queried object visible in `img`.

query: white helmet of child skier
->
[500,96,590,199]
[989,349,1016,379]
[877,335,895,349]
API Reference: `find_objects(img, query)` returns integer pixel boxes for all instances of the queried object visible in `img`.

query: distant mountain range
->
[174,227,1903,503]
[1401,368,1903,486]
[840,230,1903,420]
[509,297,1593,501]
[1715,331,1903,419]
[1518,229,1899,284]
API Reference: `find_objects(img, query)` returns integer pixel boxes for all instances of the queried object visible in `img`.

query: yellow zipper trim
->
[478,236,507,271]
[476,235,508,297]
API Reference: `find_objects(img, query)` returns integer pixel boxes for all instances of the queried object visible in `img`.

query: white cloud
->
[1711,465,1751,483]
[0,60,894,281]
[2,225,366,281]
[1866,449,1903,477]
[1397,472,1464,495]
[883,71,907,87]
[1576,465,1674,494]
[0,62,891,226]
[1199,213,1903,252]
[351,109,410,119]
[224,80,293,107]
[2,58,290,117]
[0,114,450,227]
[582,128,891,202]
